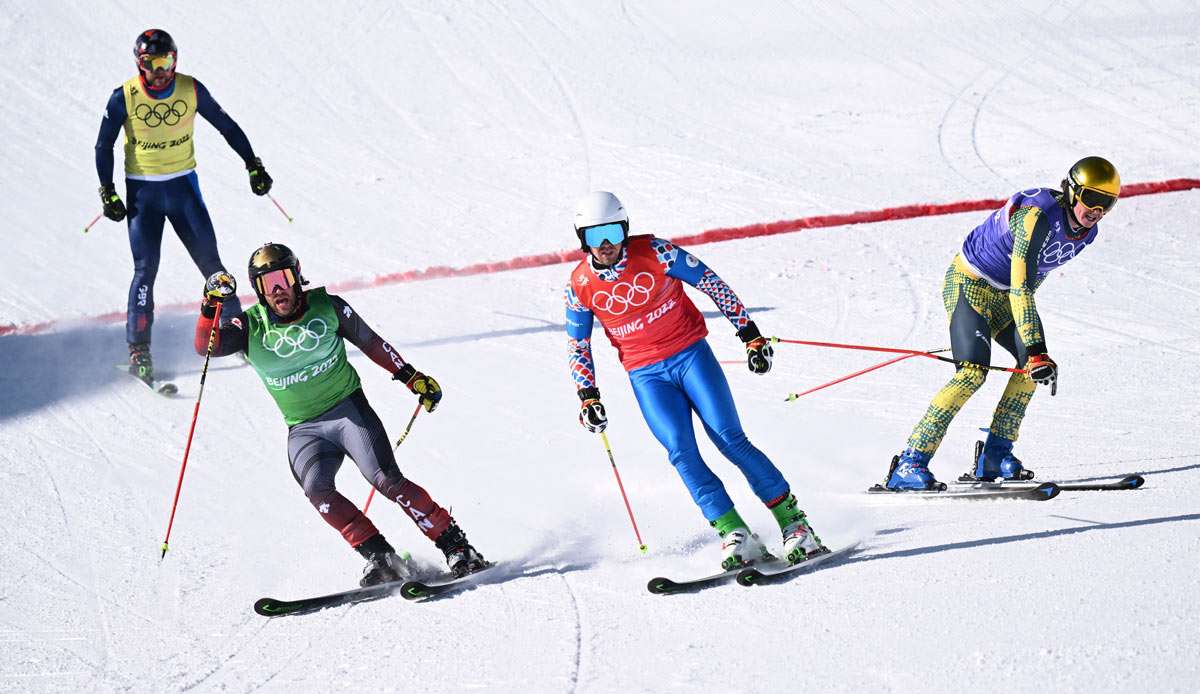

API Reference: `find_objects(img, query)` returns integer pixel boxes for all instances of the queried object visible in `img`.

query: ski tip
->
[253,598,296,617]
[157,383,179,395]
[646,577,677,595]
[735,568,763,587]
[1033,482,1060,500]
[1120,475,1146,489]
[399,581,429,601]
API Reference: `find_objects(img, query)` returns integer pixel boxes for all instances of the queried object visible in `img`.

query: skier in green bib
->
[194,243,487,586]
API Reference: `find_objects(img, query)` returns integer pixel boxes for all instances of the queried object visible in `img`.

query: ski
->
[254,579,407,617]
[114,364,178,396]
[648,559,787,595]
[736,543,860,587]
[399,564,495,601]
[866,481,1060,500]
[954,474,1144,492]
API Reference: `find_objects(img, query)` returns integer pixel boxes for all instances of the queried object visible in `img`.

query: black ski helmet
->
[134,28,177,59]
[134,29,177,80]
[248,242,307,304]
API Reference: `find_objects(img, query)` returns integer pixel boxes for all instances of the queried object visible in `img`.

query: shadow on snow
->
[0,311,205,422]
[850,512,1200,565]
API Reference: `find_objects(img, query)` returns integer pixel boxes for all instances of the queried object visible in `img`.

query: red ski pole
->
[83,213,102,234]
[785,352,923,401]
[363,404,422,515]
[267,193,293,223]
[160,302,222,559]
[600,432,648,554]
[772,336,1025,374]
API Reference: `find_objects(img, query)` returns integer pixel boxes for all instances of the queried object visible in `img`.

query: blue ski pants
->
[125,172,241,345]
[629,339,788,521]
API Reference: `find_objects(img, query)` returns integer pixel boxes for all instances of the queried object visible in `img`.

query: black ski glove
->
[396,363,442,412]
[99,183,126,221]
[577,386,608,433]
[1026,352,1058,395]
[246,157,273,196]
[737,322,774,375]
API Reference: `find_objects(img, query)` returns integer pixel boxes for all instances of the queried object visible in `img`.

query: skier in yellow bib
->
[94,29,273,388]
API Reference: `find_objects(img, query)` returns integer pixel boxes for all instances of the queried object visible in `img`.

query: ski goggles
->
[580,222,626,248]
[255,268,297,295]
[138,53,176,73]
[1071,183,1118,213]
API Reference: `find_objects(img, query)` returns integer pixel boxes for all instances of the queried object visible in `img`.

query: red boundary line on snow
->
[4,177,1197,338]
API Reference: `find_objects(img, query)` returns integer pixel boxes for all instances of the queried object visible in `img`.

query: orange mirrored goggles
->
[255,268,297,295]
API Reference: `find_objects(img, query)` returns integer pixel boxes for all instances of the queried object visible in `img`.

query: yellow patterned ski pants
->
[905,257,1037,456]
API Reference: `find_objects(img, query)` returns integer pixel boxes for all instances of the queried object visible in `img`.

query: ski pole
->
[771,336,1025,374]
[267,193,293,223]
[83,213,102,234]
[785,351,929,401]
[599,431,648,554]
[160,302,223,560]
[363,404,423,515]
[392,403,423,448]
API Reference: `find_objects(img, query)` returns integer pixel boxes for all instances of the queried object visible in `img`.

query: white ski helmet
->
[573,191,629,250]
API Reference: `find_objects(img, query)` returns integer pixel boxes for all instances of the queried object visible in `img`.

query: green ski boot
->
[712,508,773,571]
[769,494,827,565]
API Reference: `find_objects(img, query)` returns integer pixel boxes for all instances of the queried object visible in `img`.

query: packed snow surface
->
[2,2,1198,692]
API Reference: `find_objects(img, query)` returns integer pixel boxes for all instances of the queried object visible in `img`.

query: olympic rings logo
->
[591,272,655,315]
[133,100,189,128]
[1039,240,1079,266]
[261,318,328,358]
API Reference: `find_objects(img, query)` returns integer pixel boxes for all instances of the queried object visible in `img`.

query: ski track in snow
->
[560,574,584,693]
[4,2,1200,692]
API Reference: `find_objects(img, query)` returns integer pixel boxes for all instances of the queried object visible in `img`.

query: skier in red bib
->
[563,192,826,569]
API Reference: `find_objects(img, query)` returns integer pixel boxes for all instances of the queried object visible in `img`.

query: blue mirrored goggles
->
[581,222,626,248]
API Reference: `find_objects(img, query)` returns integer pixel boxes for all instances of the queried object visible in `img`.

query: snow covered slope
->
[2,2,1198,692]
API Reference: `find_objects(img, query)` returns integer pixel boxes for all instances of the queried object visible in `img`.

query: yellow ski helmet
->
[1063,156,1120,213]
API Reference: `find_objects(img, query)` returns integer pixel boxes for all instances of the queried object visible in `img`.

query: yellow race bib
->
[121,73,198,176]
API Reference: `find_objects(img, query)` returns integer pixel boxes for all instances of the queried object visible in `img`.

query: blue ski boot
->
[884,448,946,491]
[970,434,1035,481]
